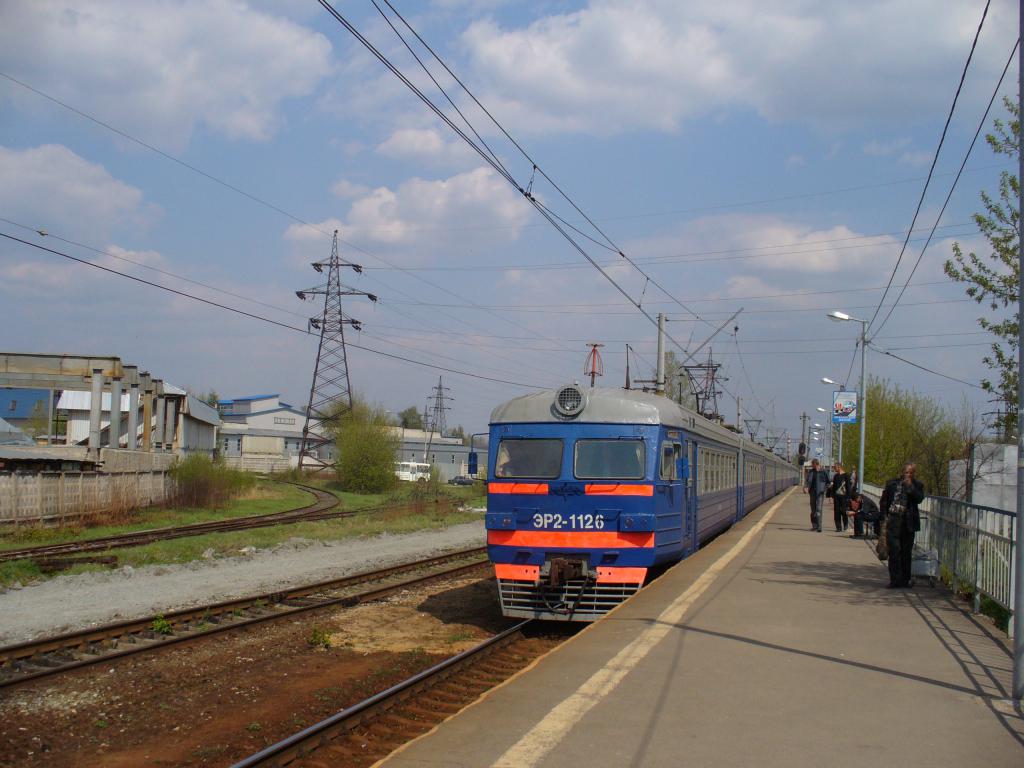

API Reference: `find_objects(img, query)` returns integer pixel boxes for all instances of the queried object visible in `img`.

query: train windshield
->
[495,438,563,479]
[574,439,645,480]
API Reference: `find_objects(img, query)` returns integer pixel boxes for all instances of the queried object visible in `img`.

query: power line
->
[0,231,541,388]
[361,222,979,272]
[380,296,973,316]
[0,215,310,320]
[316,0,716,358]
[865,0,991,333]
[871,346,986,389]
[385,279,951,310]
[2,71,1006,250]
[0,69,574,363]
[872,36,1019,336]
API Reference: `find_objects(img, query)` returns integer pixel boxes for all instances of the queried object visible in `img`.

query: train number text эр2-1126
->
[532,513,606,530]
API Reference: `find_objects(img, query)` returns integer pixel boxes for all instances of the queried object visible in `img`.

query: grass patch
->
[307,625,332,650]
[0,482,312,552]
[0,483,485,587]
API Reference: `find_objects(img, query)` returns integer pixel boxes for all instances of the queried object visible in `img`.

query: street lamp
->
[820,379,847,467]
[827,311,869,492]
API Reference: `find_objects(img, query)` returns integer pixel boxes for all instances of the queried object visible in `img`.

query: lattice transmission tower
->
[683,347,727,421]
[296,230,377,472]
[421,377,453,461]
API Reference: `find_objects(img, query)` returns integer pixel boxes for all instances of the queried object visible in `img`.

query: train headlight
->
[553,384,586,418]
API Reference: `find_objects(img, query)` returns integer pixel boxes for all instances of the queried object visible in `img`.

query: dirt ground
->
[0,574,511,768]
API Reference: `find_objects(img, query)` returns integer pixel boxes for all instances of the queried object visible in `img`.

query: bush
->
[335,400,399,494]
[169,454,255,508]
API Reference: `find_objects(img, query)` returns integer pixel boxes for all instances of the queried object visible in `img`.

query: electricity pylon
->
[296,230,377,472]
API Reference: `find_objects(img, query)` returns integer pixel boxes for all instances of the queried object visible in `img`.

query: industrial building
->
[218,394,325,473]
[59,388,220,458]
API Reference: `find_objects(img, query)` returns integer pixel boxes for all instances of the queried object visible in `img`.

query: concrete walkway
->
[379,488,1023,768]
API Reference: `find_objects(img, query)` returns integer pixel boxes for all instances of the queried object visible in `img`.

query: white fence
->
[0,471,171,524]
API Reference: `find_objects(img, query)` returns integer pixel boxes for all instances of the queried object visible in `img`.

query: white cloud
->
[0,144,154,240]
[331,179,371,199]
[630,213,902,275]
[288,168,533,261]
[460,0,1011,135]
[863,137,912,156]
[377,128,476,166]
[0,1,333,146]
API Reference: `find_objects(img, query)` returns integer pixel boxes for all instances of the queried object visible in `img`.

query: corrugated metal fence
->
[864,483,1017,624]
[0,471,171,524]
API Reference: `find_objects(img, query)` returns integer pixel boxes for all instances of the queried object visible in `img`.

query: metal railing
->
[863,483,1017,625]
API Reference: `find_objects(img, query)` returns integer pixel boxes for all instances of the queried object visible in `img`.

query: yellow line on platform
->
[491,488,796,768]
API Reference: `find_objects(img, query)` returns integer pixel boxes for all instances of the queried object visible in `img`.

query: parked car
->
[448,475,476,486]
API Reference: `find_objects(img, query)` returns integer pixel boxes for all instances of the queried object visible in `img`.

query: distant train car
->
[485,384,797,621]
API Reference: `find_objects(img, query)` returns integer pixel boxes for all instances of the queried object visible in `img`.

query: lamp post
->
[827,312,868,492]
[821,378,846,468]
[813,422,828,465]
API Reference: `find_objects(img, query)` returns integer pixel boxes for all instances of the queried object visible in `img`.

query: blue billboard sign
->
[833,391,858,424]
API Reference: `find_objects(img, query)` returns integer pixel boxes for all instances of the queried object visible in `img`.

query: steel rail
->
[0,485,464,563]
[0,546,488,689]
[0,483,337,562]
[231,619,533,768]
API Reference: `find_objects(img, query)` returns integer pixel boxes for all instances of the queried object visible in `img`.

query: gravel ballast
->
[0,521,485,645]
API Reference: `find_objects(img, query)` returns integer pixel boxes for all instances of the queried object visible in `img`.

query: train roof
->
[490,386,787,461]
[491,386,682,426]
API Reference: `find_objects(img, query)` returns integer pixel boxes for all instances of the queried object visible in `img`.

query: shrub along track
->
[0,546,488,689]
[231,620,561,768]
[0,484,459,564]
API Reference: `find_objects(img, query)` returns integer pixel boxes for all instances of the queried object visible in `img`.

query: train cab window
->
[659,442,681,481]
[574,439,645,479]
[495,439,563,479]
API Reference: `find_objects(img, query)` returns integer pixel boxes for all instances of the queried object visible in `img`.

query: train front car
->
[486,385,687,621]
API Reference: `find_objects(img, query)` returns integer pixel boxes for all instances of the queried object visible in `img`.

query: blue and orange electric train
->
[484,384,798,621]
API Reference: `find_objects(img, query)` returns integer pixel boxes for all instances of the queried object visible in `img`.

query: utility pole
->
[624,344,631,390]
[736,396,741,432]
[655,313,666,396]
[1012,0,1023,702]
[296,230,377,473]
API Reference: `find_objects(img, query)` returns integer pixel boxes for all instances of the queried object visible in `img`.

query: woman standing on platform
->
[829,463,852,532]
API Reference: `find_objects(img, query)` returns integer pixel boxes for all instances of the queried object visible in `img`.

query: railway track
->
[0,484,459,563]
[0,546,488,690]
[232,620,540,768]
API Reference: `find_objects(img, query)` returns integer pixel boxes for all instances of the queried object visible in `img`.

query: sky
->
[0,0,1019,453]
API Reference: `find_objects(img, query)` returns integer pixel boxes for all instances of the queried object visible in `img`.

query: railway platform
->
[379,487,1023,768]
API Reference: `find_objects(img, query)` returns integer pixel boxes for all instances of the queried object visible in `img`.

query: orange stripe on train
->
[487,530,655,548]
[488,482,549,494]
[584,484,654,496]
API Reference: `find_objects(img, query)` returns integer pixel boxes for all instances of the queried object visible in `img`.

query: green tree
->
[843,376,972,494]
[203,390,219,408]
[335,397,399,493]
[945,97,1020,438]
[398,405,424,430]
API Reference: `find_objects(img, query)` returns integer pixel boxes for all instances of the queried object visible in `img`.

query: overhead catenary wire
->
[865,0,992,333]
[360,221,981,272]
[0,231,541,389]
[870,345,987,390]
[317,0,717,355]
[0,70,574,364]
[872,36,1019,337]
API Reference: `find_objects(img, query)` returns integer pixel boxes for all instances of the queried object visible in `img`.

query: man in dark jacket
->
[879,463,926,588]
[803,459,830,532]
[851,493,879,538]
